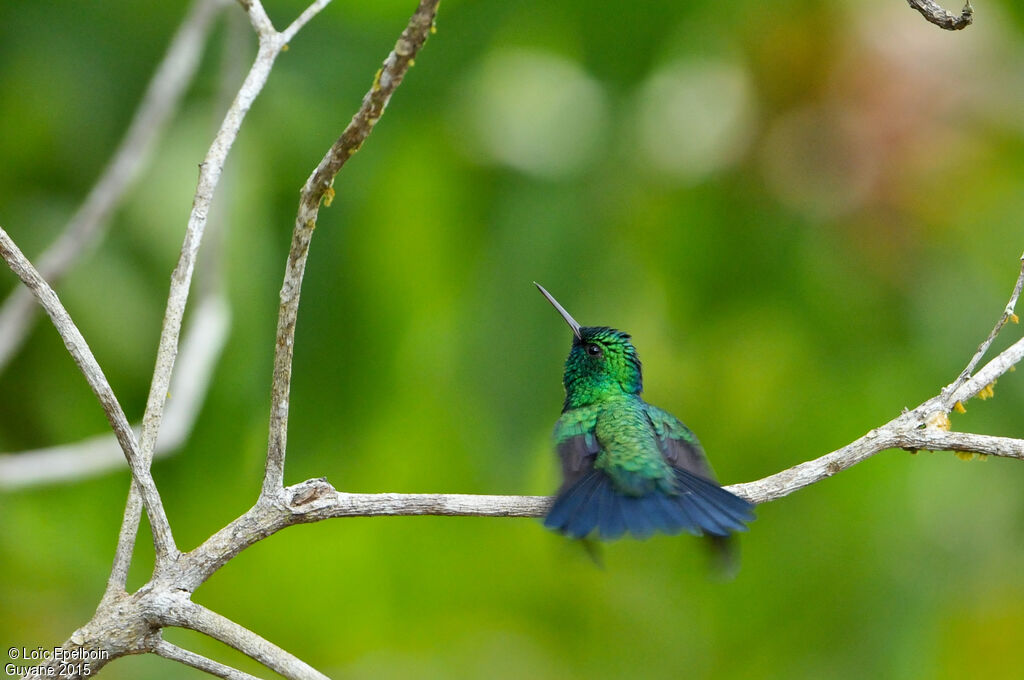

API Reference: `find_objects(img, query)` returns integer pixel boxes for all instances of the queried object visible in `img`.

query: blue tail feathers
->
[544,467,755,540]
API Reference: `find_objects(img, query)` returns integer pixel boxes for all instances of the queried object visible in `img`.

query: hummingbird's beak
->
[534,282,582,340]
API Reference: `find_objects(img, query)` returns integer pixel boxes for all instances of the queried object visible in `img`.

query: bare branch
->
[943,252,1024,406]
[0,227,178,558]
[896,430,1024,458]
[152,640,263,680]
[147,592,329,680]
[0,292,229,490]
[180,484,548,590]
[263,0,441,498]
[0,0,225,374]
[906,0,974,30]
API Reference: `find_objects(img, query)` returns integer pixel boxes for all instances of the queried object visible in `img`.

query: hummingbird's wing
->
[546,403,754,542]
[644,402,752,574]
[552,407,602,492]
[643,403,717,481]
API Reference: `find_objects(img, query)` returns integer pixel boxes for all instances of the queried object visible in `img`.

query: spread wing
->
[644,402,752,572]
[547,403,755,547]
[552,407,602,492]
[644,404,717,482]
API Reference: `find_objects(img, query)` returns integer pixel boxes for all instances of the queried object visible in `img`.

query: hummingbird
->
[536,283,755,541]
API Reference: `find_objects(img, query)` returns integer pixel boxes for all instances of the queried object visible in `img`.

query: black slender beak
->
[534,282,582,341]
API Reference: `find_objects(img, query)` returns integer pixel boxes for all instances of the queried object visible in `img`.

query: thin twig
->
[152,640,264,680]
[0,0,225,374]
[147,592,329,680]
[950,335,1024,407]
[0,227,177,560]
[943,252,1024,406]
[906,0,974,30]
[262,0,441,499]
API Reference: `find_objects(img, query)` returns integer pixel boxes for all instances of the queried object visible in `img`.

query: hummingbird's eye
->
[585,343,602,357]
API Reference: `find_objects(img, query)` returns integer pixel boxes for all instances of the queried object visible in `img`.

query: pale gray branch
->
[179,485,548,591]
[906,0,974,30]
[0,0,225,374]
[262,0,441,498]
[148,592,329,680]
[0,293,229,490]
[153,640,264,680]
[699,430,1024,505]
[896,430,1024,458]
[0,227,177,561]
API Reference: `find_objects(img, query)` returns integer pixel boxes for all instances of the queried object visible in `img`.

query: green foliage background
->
[3,0,1024,677]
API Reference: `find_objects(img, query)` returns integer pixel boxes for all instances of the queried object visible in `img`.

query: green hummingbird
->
[536,283,755,540]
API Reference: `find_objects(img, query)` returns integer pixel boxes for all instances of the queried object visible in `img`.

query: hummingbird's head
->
[565,325,643,398]
[535,283,643,409]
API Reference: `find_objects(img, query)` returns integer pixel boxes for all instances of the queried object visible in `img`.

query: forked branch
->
[146,592,329,680]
